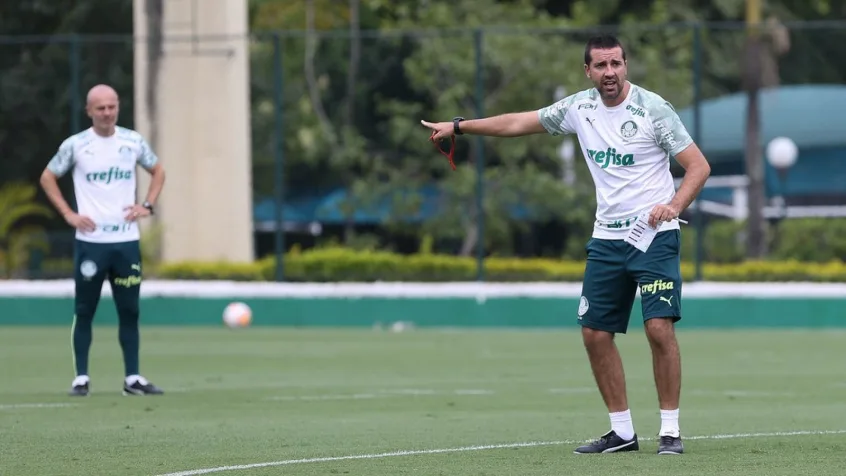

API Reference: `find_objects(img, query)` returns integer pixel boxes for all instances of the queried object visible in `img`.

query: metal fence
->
[2,21,846,280]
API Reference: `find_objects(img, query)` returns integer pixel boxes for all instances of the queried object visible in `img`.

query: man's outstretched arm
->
[421,111,547,140]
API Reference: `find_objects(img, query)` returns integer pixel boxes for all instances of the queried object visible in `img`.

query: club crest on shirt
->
[620,120,638,139]
[118,145,134,161]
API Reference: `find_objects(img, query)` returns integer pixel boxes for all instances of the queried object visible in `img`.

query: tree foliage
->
[0,182,54,277]
[0,0,134,227]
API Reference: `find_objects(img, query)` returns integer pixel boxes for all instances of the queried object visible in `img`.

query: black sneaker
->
[122,377,164,396]
[574,430,639,454]
[68,381,89,397]
[657,434,684,455]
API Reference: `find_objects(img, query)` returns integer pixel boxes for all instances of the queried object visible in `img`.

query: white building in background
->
[133,0,255,263]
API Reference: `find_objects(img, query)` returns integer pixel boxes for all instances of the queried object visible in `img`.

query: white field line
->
[267,388,494,402]
[547,387,596,394]
[155,429,846,476]
[0,403,75,410]
[262,385,818,402]
[688,389,797,398]
[269,393,384,402]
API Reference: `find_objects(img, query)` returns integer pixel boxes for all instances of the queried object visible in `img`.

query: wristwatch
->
[453,117,465,135]
[142,201,154,215]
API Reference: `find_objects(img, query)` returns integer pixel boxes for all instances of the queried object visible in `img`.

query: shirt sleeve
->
[137,137,159,169]
[46,139,75,177]
[650,100,694,156]
[537,95,580,136]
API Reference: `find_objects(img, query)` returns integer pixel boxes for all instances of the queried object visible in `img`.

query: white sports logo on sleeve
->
[47,126,159,244]
[537,83,693,239]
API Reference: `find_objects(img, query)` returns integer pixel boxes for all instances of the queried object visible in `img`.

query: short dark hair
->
[584,35,626,65]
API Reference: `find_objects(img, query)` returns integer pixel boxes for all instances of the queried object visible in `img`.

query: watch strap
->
[453,117,465,136]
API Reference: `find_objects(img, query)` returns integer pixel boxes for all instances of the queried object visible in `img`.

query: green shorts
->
[577,230,682,334]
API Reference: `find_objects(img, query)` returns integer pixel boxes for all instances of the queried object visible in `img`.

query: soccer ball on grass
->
[222,301,252,328]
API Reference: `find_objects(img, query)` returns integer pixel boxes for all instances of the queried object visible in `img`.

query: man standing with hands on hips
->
[422,35,711,455]
[40,84,167,397]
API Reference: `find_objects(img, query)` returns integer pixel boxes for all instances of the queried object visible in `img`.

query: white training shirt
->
[537,82,693,239]
[47,126,159,244]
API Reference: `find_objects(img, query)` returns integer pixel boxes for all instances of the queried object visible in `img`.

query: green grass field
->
[2,326,846,475]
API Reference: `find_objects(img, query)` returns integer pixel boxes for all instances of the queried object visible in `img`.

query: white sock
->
[659,409,680,437]
[72,375,89,386]
[125,374,147,386]
[609,409,635,440]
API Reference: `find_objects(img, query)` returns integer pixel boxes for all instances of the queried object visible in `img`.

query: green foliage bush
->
[680,218,846,264]
[36,218,846,282]
[152,246,846,283]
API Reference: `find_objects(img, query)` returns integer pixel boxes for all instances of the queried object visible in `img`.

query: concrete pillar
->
[133,0,254,263]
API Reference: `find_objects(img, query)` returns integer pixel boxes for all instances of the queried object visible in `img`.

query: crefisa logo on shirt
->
[586,147,635,169]
[85,166,133,184]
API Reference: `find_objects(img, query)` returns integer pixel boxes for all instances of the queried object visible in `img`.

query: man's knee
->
[111,282,140,322]
[74,283,103,319]
[114,295,139,322]
[644,317,677,349]
[582,325,615,350]
[116,305,139,322]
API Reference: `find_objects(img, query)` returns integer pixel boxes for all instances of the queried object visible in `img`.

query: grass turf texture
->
[2,327,845,475]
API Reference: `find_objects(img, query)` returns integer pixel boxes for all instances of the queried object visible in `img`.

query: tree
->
[370,0,590,255]
[247,0,846,259]
[249,0,384,218]
[378,0,719,256]
[0,0,134,227]
[0,182,55,278]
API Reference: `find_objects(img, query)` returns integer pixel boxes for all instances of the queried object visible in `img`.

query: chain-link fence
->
[2,22,845,280]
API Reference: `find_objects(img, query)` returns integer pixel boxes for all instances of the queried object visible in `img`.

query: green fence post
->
[473,29,485,282]
[68,34,82,220]
[69,34,81,135]
[692,23,704,282]
[273,33,286,282]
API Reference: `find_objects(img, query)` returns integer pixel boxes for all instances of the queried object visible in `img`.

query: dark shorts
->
[577,230,682,334]
[73,239,142,318]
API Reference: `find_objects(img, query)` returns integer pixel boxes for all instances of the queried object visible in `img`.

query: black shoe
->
[657,434,684,455]
[574,430,639,454]
[122,377,164,396]
[68,381,89,397]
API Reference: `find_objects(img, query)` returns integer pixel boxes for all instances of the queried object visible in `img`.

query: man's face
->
[86,94,119,130]
[584,46,627,102]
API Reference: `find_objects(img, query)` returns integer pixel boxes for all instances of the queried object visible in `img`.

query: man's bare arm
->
[40,168,96,231]
[142,163,166,206]
[39,169,74,217]
[457,111,548,137]
[669,142,711,213]
[421,110,547,140]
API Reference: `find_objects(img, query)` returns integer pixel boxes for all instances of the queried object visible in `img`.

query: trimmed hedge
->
[155,247,846,282]
[679,218,846,264]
